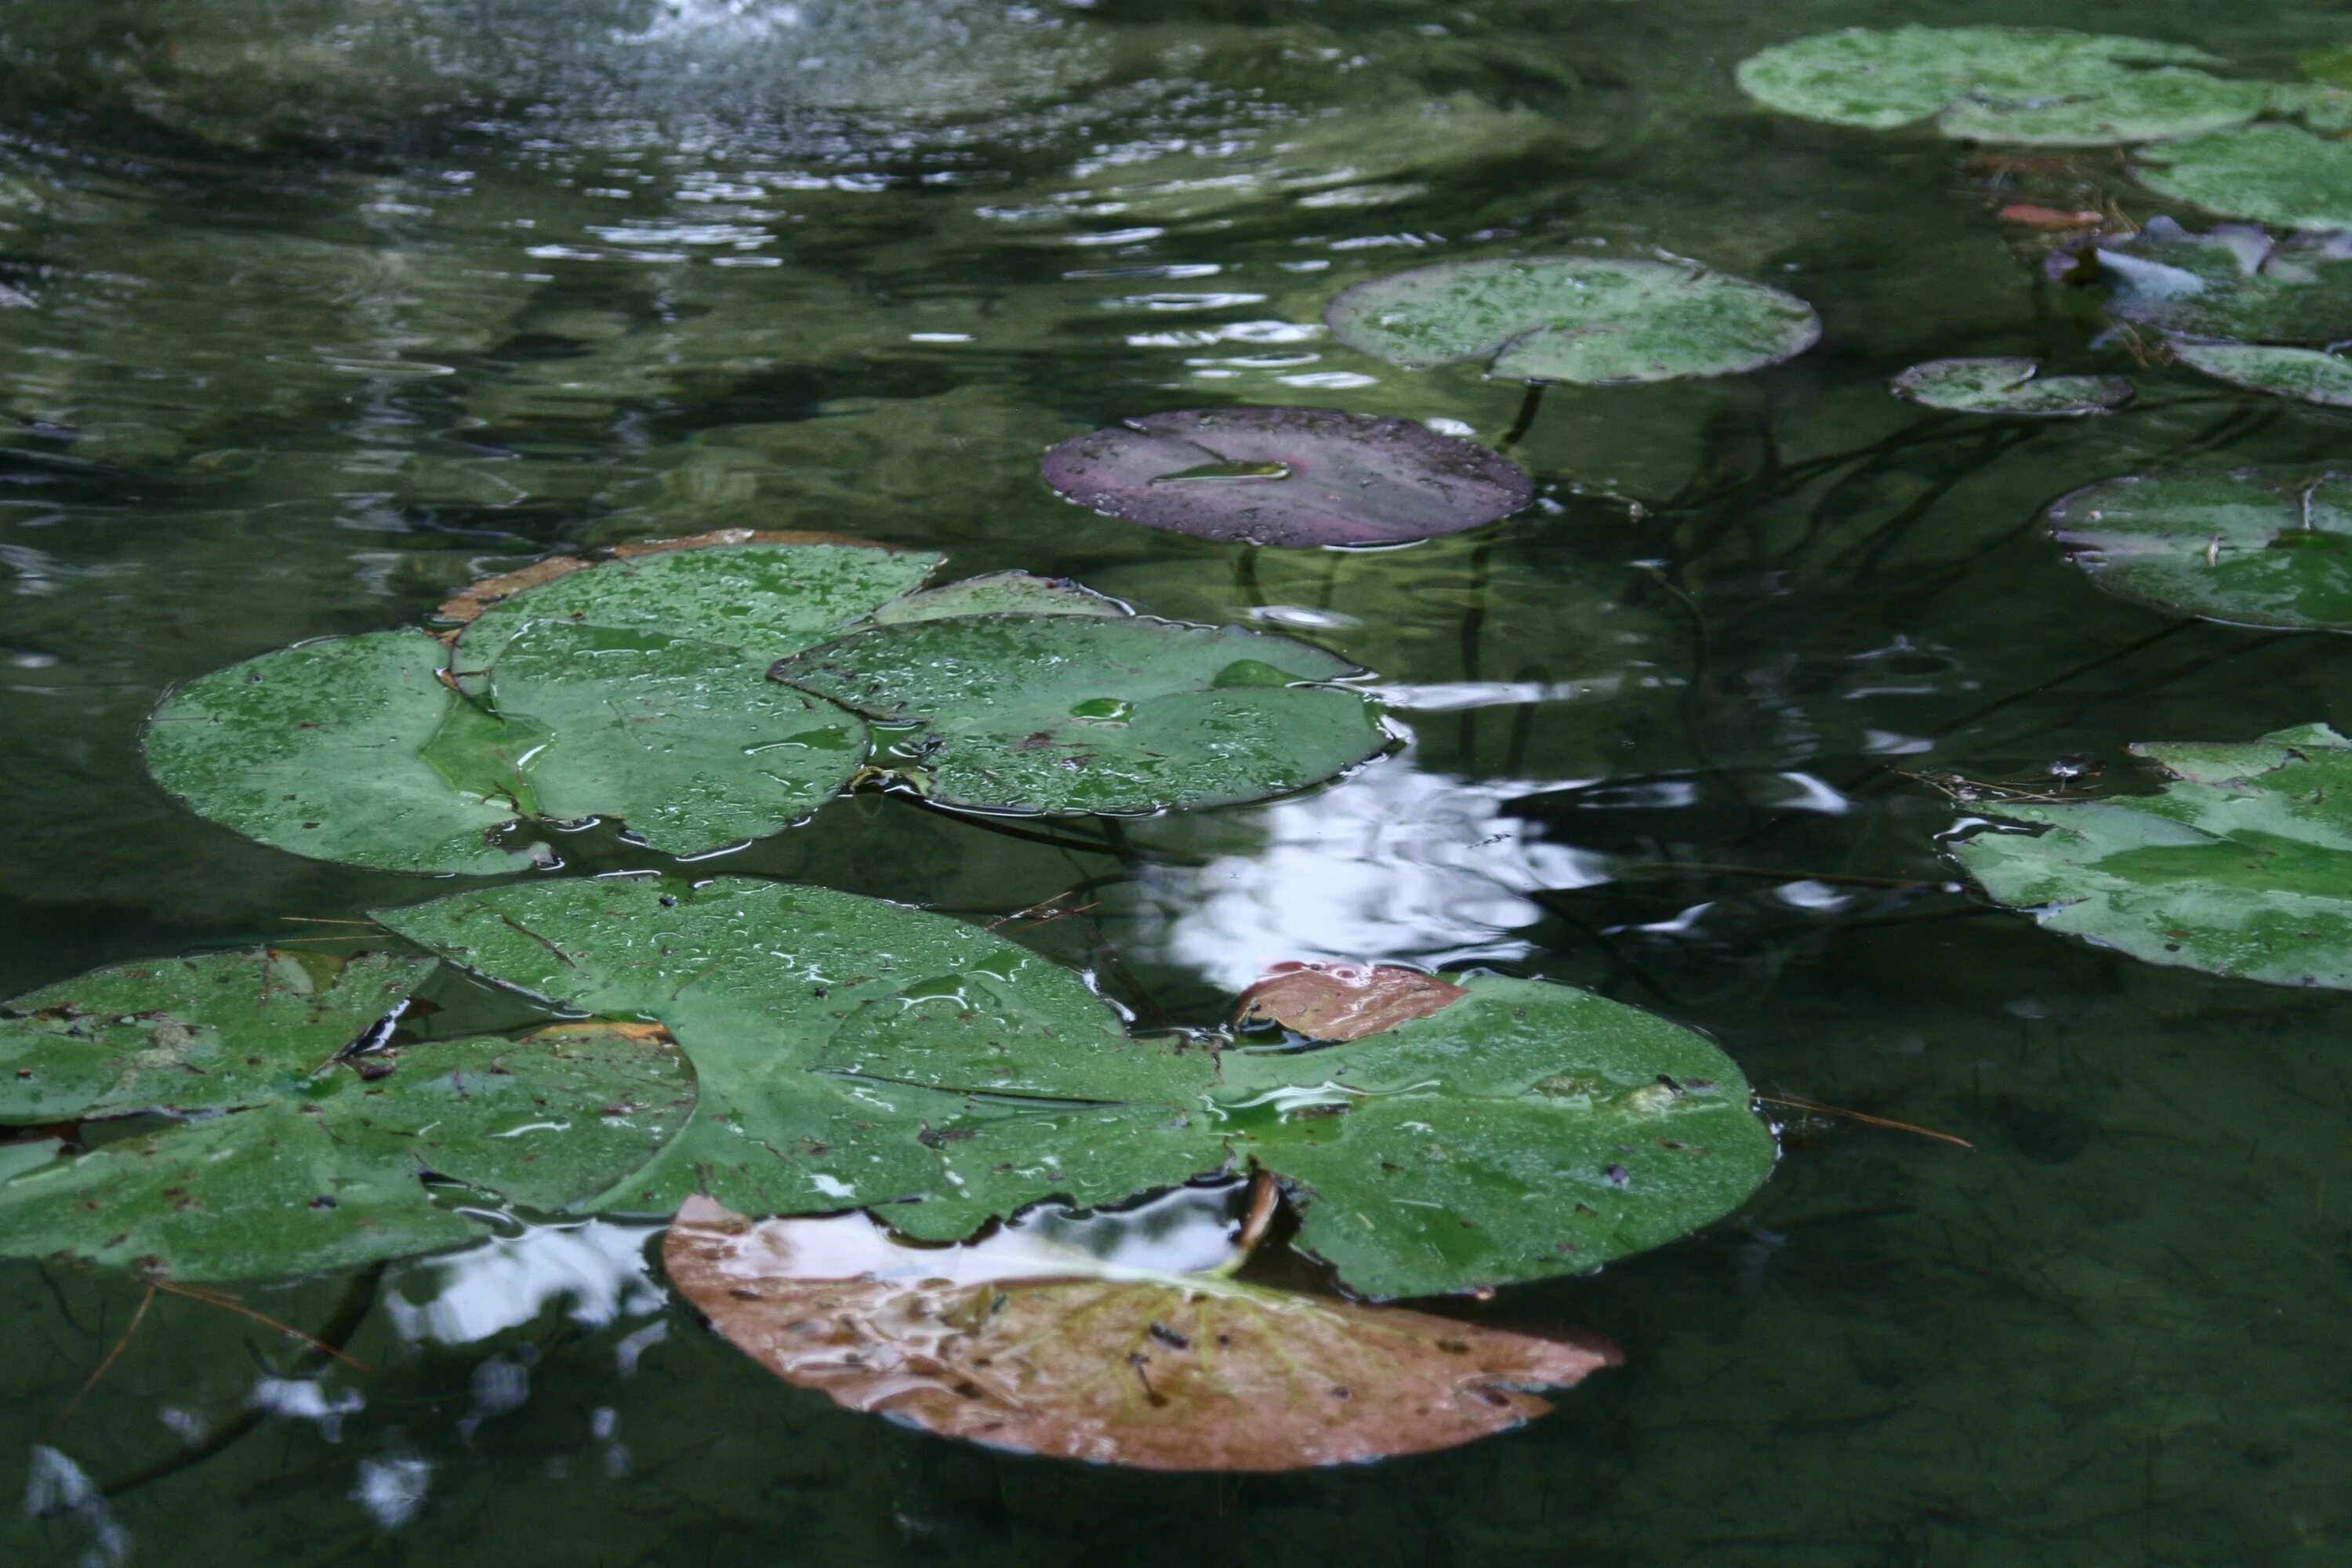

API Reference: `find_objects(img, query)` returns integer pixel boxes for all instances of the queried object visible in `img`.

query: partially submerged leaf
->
[0,1018,698,1280]
[2136,125,2352,233]
[2169,342,2352,408]
[665,1197,1621,1472]
[1735,27,2258,144]
[1235,961,1468,1042]
[2048,469,2352,630]
[1039,408,1533,547]
[2070,220,2352,345]
[1951,724,2352,990]
[1324,256,1820,385]
[0,948,435,1122]
[1890,357,2132,416]
[774,616,1389,815]
[143,631,535,877]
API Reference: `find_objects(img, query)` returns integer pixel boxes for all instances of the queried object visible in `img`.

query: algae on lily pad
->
[666,1197,1621,1472]
[1952,724,2352,991]
[1891,357,2132,416]
[2136,125,2352,233]
[2169,342,2352,407]
[143,631,538,877]
[1039,408,1532,548]
[2074,220,2352,345]
[1736,27,2261,145]
[773,616,1389,815]
[1323,256,1820,386]
[2048,469,2352,630]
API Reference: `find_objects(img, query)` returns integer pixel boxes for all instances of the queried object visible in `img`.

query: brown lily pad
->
[1234,960,1468,1042]
[664,1198,1620,1472]
[1040,407,1532,548]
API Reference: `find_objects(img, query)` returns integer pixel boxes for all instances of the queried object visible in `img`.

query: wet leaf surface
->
[1039,408,1532,546]
[0,1014,697,1280]
[665,1196,1621,1472]
[2136,124,2352,232]
[2077,220,2352,345]
[1324,256,1819,385]
[2049,468,2352,630]
[2169,341,2352,407]
[1235,961,1468,1041]
[773,616,1389,815]
[0,948,434,1122]
[1890,357,2132,416]
[1952,724,2352,990]
[869,572,1131,624]
[1736,27,2261,144]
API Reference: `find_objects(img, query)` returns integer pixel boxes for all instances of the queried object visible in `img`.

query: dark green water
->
[2,0,2350,1562]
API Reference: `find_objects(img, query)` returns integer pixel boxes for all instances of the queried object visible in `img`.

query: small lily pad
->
[773,616,1389,815]
[2048,469,2352,630]
[1736,27,2258,144]
[143,631,536,877]
[2136,125,2352,233]
[0,948,434,1122]
[2074,220,2352,345]
[665,1197,1621,1472]
[1323,256,1820,386]
[1039,408,1533,547]
[1891,357,2133,416]
[2169,342,2352,407]
[1951,724,2352,990]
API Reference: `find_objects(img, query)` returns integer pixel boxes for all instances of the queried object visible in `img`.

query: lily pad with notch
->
[1737,27,2264,145]
[2169,342,2352,407]
[1891,357,2133,416]
[1951,724,2352,990]
[1039,408,1533,547]
[1323,256,1820,386]
[665,1196,1621,1472]
[2048,468,2352,630]
[773,616,1389,815]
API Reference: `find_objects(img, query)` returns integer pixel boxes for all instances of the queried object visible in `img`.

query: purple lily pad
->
[1039,407,1533,547]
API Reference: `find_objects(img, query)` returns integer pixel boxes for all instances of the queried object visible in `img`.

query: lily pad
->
[1890,357,2133,416]
[2136,125,2352,233]
[665,1197,1621,1472]
[143,631,538,877]
[773,617,1388,815]
[380,879,1778,1298]
[1038,408,1533,547]
[2075,220,2352,345]
[0,948,435,1122]
[0,1007,698,1281]
[1951,724,2352,990]
[2048,469,2352,630]
[1736,27,2259,144]
[1323,256,1820,385]
[1234,962,1467,1042]
[2169,342,2352,407]
[869,572,1130,624]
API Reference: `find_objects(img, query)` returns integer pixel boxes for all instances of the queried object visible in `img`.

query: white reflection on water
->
[1144,763,1611,989]
[385,1221,666,1348]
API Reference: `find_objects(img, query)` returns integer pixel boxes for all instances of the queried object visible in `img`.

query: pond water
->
[3,0,2350,1562]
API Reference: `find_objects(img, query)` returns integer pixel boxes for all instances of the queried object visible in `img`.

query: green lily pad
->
[2048,469,2352,630]
[2077,220,2352,346]
[869,572,1131,625]
[143,631,536,877]
[1951,724,2352,991]
[0,948,435,1122]
[0,1004,698,1281]
[772,617,1389,815]
[1891,357,2133,416]
[2169,341,2352,407]
[1736,27,2258,144]
[2136,125,2352,233]
[1323,256,1820,385]
[379,877,1777,1298]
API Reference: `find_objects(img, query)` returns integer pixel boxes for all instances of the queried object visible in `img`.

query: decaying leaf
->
[1235,960,1468,1042]
[664,1197,1620,1472]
